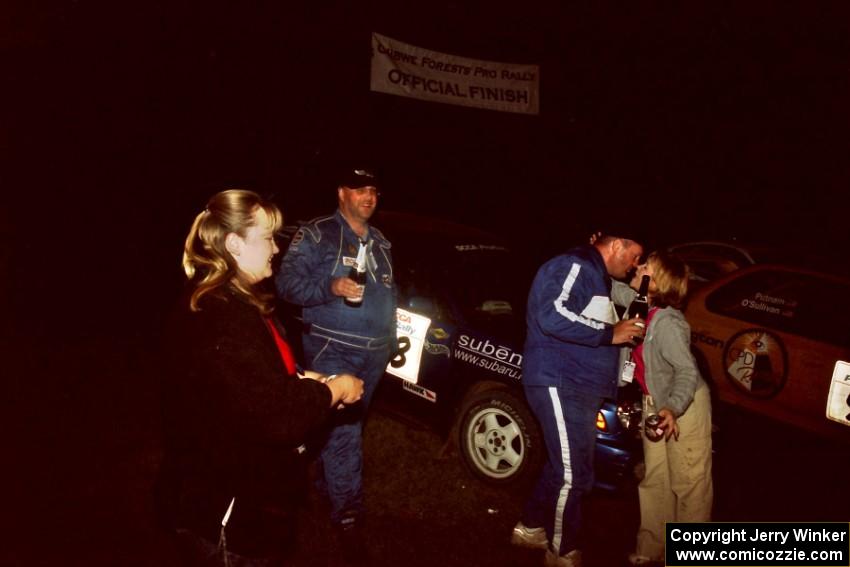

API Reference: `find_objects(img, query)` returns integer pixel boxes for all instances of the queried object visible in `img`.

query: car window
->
[683,258,743,282]
[392,251,451,318]
[392,239,530,323]
[685,244,752,265]
[705,269,850,346]
[447,248,530,320]
[669,243,755,282]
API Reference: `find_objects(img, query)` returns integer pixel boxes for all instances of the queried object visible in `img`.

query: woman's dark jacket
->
[158,288,331,556]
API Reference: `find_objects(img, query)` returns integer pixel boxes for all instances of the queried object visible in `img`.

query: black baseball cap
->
[338,166,379,189]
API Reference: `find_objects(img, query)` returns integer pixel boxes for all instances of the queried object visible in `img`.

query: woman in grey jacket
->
[614,252,713,566]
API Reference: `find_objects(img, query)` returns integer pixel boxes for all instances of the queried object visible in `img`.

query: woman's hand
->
[658,408,680,440]
[326,374,365,408]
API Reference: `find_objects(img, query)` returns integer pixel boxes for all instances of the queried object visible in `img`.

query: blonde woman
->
[613,251,713,566]
[156,190,363,566]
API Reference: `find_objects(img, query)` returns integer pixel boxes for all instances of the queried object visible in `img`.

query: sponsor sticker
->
[430,328,450,340]
[402,380,437,403]
[424,341,450,357]
[692,331,724,350]
[454,333,522,380]
[342,256,356,267]
[454,244,509,252]
[723,329,788,398]
[741,291,797,318]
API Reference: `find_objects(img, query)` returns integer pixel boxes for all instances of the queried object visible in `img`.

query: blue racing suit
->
[275,209,397,525]
[520,244,619,556]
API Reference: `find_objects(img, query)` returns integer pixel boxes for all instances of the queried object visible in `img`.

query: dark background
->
[4,0,849,369]
[3,2,849,563]
[6,2,850,257]
[6,2,850,324]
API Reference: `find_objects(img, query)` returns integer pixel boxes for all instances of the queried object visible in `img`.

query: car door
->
[687,265,850,440]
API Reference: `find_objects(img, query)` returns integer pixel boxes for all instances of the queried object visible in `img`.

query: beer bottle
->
[627,275,650,344]
[344,241,367,308]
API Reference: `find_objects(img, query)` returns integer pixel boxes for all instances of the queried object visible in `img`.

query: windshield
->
[445,246,531,321]
[390,230,532,329]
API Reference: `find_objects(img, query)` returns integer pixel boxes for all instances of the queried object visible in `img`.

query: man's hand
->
[612,317,646,345]
[331,276,365,301]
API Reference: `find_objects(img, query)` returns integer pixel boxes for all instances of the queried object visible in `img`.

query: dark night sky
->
[3,1,850,332]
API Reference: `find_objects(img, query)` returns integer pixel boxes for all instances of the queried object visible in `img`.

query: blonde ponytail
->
[181,190,282,313]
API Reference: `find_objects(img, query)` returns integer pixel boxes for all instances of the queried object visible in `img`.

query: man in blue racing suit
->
[511,234,645,567]
[276,166,396,560]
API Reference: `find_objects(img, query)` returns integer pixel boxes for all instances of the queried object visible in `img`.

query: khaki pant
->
[635,386,713,561]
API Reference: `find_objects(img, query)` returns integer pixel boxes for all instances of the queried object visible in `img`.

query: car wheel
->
[458,389,542,485]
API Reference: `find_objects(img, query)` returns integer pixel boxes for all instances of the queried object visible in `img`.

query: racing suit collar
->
[335,208,370,242]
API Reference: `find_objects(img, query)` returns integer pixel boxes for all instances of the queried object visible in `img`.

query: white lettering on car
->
[454,333,522,380]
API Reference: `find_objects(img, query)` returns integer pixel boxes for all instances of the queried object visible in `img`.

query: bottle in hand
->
[344,241,367,308]
[627,274,650,344]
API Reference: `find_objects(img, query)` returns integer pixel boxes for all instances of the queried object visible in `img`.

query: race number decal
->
[826,360,850,427]
[386,308,432,384]
[389,336,411,368]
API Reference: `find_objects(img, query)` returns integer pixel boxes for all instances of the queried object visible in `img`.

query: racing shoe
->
[510,521,549,550]
[544,548,583,567]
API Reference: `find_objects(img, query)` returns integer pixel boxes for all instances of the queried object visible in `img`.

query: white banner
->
[370,32,540,115]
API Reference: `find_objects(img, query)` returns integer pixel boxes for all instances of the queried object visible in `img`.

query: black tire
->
[458,388,542,485]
